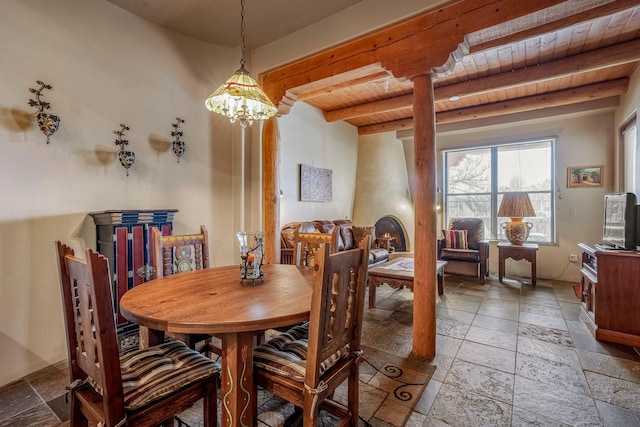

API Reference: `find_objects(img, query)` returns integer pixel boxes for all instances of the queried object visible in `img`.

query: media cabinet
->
[578,243,640,347]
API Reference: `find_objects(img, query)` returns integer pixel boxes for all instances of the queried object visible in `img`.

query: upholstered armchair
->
[438,218,489,284]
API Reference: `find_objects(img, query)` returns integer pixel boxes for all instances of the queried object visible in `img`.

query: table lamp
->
[498,192,536,245]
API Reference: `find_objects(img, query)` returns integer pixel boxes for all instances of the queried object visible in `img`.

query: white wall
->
[278,103,359,225]
[353,133,415,248]
[0,0,242,387]
[436,110,615,283]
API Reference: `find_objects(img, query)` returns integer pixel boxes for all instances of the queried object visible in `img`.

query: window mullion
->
[491,147,498,239]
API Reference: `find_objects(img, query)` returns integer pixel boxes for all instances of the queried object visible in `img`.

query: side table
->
[498,242,539,286]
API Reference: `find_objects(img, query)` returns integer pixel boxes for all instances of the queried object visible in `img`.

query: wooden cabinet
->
[89,210,177,325]
[578,243,640,347]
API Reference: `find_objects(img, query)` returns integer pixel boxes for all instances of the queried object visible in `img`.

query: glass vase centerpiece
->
[236,231,264,285]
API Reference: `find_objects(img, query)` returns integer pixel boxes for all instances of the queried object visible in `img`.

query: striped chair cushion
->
[253,322,349,382]
[89,340,220,410]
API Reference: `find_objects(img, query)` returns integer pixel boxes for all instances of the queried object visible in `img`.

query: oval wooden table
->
[119,264,314,427]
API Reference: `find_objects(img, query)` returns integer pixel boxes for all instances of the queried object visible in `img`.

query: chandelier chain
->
[240,0,246,67]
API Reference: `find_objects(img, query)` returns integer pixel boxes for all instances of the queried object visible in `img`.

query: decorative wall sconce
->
[171,117,186,163]
[28,80,60,144]
[113,124,135,176]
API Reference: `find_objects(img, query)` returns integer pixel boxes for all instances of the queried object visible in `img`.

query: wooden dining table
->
[119,263,314,427]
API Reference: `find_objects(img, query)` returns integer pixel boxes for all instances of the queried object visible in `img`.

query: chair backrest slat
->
[305,235,370,387]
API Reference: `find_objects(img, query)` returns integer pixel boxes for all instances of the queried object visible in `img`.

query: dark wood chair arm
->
[436,238,445,259]
[478,240,489,278]
[478,240,489,259]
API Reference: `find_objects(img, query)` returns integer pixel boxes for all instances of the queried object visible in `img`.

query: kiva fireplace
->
[375,216,407,252]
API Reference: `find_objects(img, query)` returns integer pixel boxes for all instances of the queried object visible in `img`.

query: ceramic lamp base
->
[501,219,533,245]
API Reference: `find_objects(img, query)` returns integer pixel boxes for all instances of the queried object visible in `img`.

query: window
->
[444,139,555,243]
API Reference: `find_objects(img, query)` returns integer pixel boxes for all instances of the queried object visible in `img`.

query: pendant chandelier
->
[204,0,277,127]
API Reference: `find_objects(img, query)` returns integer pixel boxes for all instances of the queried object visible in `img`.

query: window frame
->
[443,138,556,244]
[620,115,638,197]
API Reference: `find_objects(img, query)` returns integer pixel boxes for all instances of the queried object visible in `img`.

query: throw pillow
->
[443,229,468,249]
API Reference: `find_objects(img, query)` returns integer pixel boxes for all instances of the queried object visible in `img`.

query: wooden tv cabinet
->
[578,243,640,347]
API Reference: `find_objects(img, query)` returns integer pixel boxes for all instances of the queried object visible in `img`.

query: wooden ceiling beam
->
[469,0,640,54]
[329,38,640,122]
[437,78,629,124]
[436,37,640,101]
[325,94,413,122]
[291,71,392,101]
[358,118,415,135]
[357,78,629,134]
[260,0,565,107]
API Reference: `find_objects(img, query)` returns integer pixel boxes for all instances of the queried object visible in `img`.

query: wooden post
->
[262,117,280,264]
[412,73,436,358]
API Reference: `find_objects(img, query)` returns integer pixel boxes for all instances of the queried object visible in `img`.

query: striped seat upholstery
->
[253,322,349,382]
[57,243,219,426]
[88,340,220,410]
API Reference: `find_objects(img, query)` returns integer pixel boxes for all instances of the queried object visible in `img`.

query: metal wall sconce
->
[171,117,186,163]
[113,124,135,176]
[28,80,60,144]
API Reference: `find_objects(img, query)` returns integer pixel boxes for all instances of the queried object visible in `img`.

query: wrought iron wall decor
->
[171,117,186,162]
[28,80,60,144]
[113,124,135,176]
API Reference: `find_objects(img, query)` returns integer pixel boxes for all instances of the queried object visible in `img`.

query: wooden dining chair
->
[253,236,371,426]
[55,241,220,427]
[293,227,338,267]
[151,225,210,277]
[150,226,221,357]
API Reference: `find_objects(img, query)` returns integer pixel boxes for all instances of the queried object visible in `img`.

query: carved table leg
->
[222,331,255,427]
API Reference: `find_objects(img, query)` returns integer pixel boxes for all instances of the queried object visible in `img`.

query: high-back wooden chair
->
[253,236,371,425]
[150,226,221,357]
[152,225,210,278]
[55,242,220,427]
[293,227,338,267]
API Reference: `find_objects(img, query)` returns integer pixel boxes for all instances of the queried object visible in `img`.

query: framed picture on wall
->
[567,165,604,188]
[300,164,332,202]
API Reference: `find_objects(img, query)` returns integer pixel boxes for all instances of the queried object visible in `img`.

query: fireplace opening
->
[374,216,407,252]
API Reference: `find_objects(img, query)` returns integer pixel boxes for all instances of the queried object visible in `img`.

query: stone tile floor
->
[2,273,640,426]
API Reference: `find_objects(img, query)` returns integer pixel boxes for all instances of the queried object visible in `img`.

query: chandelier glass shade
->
[204,65,277,127]
[204,0,277,127]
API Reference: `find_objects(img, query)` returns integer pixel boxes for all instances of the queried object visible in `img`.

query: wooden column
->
[412,73,437,358]
[262,117,280,264]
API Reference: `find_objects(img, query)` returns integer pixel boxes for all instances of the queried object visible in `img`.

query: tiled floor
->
[2,273,640,426]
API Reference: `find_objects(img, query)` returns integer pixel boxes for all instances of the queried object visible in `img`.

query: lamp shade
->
[498,192,536,219]
[205,66,277,128]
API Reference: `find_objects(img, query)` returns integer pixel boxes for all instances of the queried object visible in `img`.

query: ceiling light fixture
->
[204,0,277,127]
[449,95,461,101]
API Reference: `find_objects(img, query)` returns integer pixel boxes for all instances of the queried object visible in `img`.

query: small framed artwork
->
[567,165,604,188]
[300,164,332,202]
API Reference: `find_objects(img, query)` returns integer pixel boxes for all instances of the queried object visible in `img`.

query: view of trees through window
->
[444,139,555,243]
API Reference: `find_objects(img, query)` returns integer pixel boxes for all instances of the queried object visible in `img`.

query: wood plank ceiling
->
[281,0,640,135]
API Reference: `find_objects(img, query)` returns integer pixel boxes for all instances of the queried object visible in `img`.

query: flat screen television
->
[602,192,637,250]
